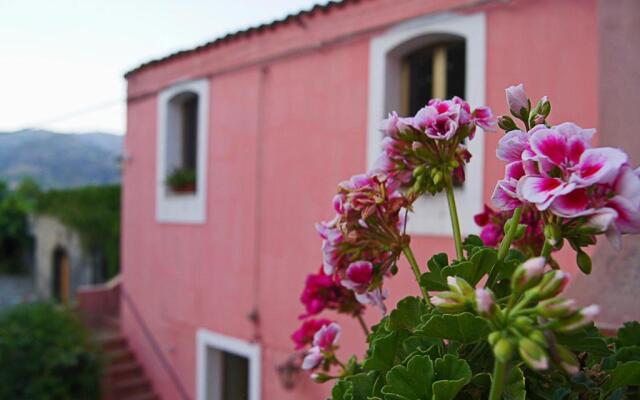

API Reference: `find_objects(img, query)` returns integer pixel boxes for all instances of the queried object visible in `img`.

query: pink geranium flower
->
[301,322,342,371]
[291,318,333,350]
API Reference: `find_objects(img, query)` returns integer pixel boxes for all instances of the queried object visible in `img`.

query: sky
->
[0,0,325,135]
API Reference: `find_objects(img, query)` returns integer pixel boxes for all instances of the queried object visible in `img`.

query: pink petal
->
[301,347,323,370]
[571,147,628,186]
[497,130,529,162]
[614,166,640,210]
[345,261,373,285]
[530,127,568,166]
[607,196,640,234]
[549,189,594,217]
[517,176,575,210]
[491,181,521,211]
[505,161,525,181]
[555,122,595,164]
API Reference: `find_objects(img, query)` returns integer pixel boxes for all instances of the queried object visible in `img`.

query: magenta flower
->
[474,204,544,256]
[299,267,363,318]
[355,287,388,315]
[301,322,342,371]
[292,318,333,350]
[341,261,373,291]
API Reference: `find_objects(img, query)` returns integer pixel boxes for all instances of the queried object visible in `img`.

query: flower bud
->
[430,292,469,313]
[447,276,474,297]
[506,83,530,118]
[539,96,551,117]
[544,224,562,246]
[553,344,580,375]
[493,338,515,363]
[555,304,600,333]
[412,164,426,178]
[518,337,549,370]
[512,257,546,293]
[537,298,577,319]
[513,316,534,333]
[488,331,502,347]
[536,271,571,299]
[497,115,518,131]
[528,330,547,347]
[474,288,496,317]
[576,250,592,275]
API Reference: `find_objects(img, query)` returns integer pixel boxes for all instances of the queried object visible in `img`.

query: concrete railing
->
[76,275,121,331]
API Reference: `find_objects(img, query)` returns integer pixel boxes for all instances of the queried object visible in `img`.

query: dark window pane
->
[222,352,249,400]
[404,39,466,115]
[446,41,466,99]
[182,96,198,171]
[406,47,433,115]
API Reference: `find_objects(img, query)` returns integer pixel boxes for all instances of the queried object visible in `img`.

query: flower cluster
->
[374,97,495,195]
[299,267,363,319]
[474,204,544,256]
[432,257,598,374]
[493,84,640,251]
[316,172,407,313]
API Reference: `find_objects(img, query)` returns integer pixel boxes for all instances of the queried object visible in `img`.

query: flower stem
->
[488,359,507,400]
[356,314,370,337]
[444,174,464,260]
[497,207,523,262]
[402,246,431,304]
[540,240,552,260]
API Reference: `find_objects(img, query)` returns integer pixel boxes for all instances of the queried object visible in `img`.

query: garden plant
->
[292,84,640,399]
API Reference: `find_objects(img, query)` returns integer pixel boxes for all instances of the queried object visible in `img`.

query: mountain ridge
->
[0,129,123,189]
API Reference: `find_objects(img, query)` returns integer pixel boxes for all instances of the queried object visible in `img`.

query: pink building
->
[121,0,640,399]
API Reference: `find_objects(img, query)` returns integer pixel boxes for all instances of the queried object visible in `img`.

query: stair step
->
[108,349,136,365]
[121,393,159,400]
[100,335,128,351]
[108,362,143,380]
[113,376,152,397]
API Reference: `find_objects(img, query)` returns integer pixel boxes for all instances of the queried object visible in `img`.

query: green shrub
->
[0,302,102,399]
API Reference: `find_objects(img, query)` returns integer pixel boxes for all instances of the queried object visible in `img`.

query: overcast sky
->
[0,0,324,134]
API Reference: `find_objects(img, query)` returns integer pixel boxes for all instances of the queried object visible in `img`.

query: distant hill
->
[0,129,123,189]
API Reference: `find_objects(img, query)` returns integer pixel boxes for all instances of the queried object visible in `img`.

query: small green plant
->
[0,302,102,399]
[166,167,197,192]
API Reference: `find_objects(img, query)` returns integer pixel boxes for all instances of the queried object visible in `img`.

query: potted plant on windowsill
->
[166,167,196,194]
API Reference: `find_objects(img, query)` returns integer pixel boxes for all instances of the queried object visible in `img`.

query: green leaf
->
[601,361,640,399]
[443,248,497,286]
[387,297,428,332]
[618,322,640,347]
[420,253,449,291]
[401,336,442,362]
[503,366,526,400]
[382,355,434,400]
[348,372,378,400]
[432,355,472,400]
[332,379,354,400]
[364,331,410,374]
[417,313,491,343]
[556,324,612,357]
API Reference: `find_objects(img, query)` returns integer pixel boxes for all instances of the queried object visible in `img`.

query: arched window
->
[166,91,199,193]
[368,13,486,235]
[157,79,209,223]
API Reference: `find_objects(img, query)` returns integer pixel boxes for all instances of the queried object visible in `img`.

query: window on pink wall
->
[156,79,209,224]
[368,12,487,236]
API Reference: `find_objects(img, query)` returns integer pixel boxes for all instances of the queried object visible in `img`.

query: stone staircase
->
[100,331,159,400]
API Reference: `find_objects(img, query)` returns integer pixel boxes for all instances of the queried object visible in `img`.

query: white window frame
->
[156,79,209,224]
[196,329,261,400]
[367,12,486,236]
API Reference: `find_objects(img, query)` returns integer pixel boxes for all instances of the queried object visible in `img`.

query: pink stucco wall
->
[122,0,598,398]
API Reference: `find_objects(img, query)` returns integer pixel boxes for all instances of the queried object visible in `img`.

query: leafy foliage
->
[0,178,40,274]
[36,185,121,278]
[0,302,102,399]
[165,167,196,191]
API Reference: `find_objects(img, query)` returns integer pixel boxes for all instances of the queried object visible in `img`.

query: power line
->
[29,98,124,128]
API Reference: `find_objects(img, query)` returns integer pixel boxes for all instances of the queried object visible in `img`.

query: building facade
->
[122,0,638,398]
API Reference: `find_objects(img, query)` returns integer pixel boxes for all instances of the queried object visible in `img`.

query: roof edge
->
[124,0,359,78]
